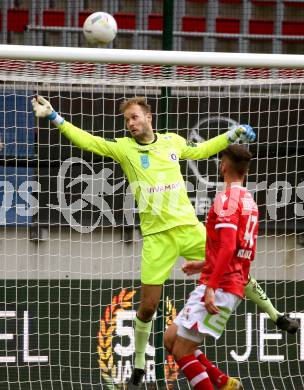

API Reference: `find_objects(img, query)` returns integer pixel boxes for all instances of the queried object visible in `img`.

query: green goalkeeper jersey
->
[57,121,229,236]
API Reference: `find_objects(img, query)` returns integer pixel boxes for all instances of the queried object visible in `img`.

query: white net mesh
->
[2,58,304,84]
[0,58,303,390]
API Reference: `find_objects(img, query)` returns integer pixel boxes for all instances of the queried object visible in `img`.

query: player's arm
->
[204,190,241,314]
[207,226,237,289]
[204,226,237,314]
[32,96,122,161]
[182,261,204,276]
[178,125,255,160]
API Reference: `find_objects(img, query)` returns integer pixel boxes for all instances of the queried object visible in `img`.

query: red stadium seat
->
[186,0,208,3]
[282,21,304,36]
[0,60,26,71]
[182,16,206,32]
[43,10,65,27]
[71,62,96,75]
[219,0,241,3]
[176,66,202,77]
[251,1,276,5]
[78,10,93,27]
[249,20,274,35]
[141,65,162,76]
[148,14,163,30]
[106,64,131,75]
[7,8,29,32]
[245,68,271,78]
[284,1,304,6]
[34,61,60,74]
[113,12,136,30]
[211,67,237,78]
[278,69,304,78]
[216,18,240,33]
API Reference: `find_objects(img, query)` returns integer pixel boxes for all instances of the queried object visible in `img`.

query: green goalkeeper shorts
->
[141,223,206,285]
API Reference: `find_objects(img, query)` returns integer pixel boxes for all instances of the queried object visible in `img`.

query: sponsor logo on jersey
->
[140,154,150,169]
[147,182,181,193]
[169,152,178,161]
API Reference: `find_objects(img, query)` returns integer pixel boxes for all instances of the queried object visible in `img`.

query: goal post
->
[0,44,303,390]
[2,44,304,67]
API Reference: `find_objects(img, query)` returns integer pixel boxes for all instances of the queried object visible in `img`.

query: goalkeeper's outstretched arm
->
[179,125,256,160]
[32,96,122,161]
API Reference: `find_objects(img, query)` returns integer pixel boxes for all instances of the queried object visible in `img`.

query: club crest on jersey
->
[169,152,178,162]
[140,154,150,169]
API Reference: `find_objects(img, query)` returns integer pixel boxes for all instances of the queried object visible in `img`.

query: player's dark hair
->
[220,144,252,176]
[120,96,152,114]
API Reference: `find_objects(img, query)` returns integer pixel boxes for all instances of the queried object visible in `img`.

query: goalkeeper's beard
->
[132,122,154,143]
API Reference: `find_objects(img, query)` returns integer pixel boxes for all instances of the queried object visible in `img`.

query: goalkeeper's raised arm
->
[31,95,122,162]
[177,124,256,160]
[32,95,255,165]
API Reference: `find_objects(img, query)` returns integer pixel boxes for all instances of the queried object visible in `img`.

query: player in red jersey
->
[164,144,257,390]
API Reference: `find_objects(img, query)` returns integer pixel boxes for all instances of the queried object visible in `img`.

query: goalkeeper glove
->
[32,95,64,125]
[227,124,256,143]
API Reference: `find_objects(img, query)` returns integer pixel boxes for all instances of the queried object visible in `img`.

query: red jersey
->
[199,185,258,298]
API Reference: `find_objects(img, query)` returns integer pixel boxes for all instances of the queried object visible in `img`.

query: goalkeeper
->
[32,96,298,388]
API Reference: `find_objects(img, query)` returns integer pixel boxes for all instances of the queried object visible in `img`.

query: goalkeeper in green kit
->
[32,95,299,388]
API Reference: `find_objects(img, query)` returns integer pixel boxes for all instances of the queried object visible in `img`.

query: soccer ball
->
[83,12,117,45]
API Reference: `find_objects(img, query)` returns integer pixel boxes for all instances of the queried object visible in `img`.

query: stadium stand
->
[0,0,303,53]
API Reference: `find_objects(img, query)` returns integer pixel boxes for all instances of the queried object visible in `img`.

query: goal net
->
[0,47,303,390]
